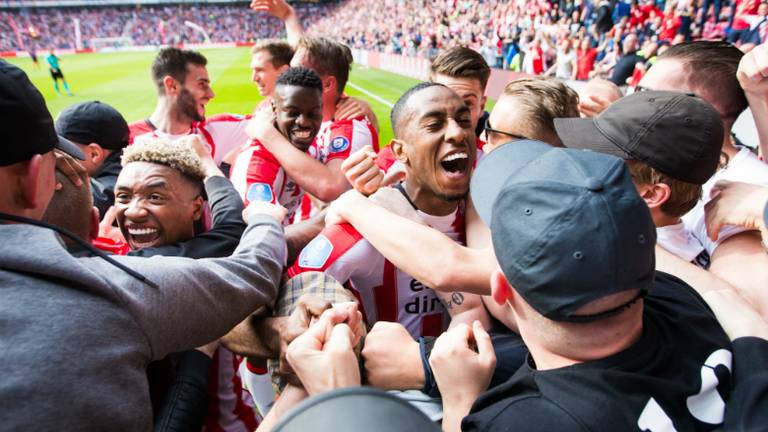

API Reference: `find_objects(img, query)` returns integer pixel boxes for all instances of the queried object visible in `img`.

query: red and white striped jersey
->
[129,114,251,165]
[203,347,261,432]
[229,138,316,224]
[291,116,378,222]
[288,201,466,339]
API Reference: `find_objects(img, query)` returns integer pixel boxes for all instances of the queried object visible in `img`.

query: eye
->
[115,193,130,203]
[149,193,164,203]
[426,121,443,132]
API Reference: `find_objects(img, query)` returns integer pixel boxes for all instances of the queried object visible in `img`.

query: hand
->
[324,189,369,226]
[276,298,363,385]
[245,104,281,143]
[195,339,220,358]
[286,309,362,395]
[737,41,768,96]
[243,200,288,224]
[361,322,424,390]
[335,97,378,133]
[341,146,385,195]
[98,206,125,243]
[250,0,294,20]
[54,149,87,189]
[578,93,612,118]
[178,134,222,179]
[430,321,495,407]
[704,180,768,241]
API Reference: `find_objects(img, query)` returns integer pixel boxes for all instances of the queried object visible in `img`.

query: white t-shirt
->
[682,148,768,255]
[657,222,709,268]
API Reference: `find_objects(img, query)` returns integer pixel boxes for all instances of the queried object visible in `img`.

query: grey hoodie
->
[0,214,285,431]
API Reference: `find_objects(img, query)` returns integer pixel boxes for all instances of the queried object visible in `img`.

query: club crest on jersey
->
[246,183,274,203]
[329,136,350,153]
[297,235,333,269]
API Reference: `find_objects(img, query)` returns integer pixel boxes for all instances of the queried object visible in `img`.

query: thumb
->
[473,321,495,364]
[325,323,355,353]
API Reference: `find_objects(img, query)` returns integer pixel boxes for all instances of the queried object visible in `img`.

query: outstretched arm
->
[325,190,496,295]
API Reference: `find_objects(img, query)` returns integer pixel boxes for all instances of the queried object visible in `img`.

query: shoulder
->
[204,113,251,124]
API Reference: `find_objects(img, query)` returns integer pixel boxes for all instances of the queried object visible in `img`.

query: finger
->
[326,323,355,353]
[298,294,333,318]
[382,169,406,186]
[343,157,377,181]
[472,320,495,363]
[340,146,375,173]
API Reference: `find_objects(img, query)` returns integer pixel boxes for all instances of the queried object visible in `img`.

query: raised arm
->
[325,190,496,295]
[737,41,768,159]
[250,0,304,47]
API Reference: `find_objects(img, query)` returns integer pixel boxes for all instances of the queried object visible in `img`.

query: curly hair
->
[121,137,206,184]
[276,66,323,91]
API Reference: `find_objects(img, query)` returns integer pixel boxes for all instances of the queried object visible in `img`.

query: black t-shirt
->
[462,272,733,431]
[609,52,642,86]
[725,336,768,431]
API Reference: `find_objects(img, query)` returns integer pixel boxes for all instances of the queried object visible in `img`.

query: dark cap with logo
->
[56,101,129,151]
[554,90,723,185]
[0,60,84,166]
[471,140,656,322]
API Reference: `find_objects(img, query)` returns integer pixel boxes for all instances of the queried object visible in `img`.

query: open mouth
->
[126,226,161,249]
[440,151,469,177]
[292,129,313,140]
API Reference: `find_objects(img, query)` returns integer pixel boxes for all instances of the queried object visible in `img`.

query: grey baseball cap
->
[471,140,656,322]
[554,90,723,185]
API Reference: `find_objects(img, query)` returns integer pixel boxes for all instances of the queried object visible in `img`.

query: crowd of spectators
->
[0,2,330,51]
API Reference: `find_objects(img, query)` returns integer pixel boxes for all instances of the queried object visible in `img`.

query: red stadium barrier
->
[0,51,18,58]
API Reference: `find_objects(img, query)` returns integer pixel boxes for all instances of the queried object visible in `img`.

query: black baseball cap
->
[471,140,656,322]
[554,90,724,185]
[56,101,130,151]
[273,387,439,431]
[0,60,84,166]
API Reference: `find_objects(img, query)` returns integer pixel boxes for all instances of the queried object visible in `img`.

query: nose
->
[251,70,258,83]
[123,198,148,221]
[295,114,311,128]
[445,118,467,144]
[207,86,216,100]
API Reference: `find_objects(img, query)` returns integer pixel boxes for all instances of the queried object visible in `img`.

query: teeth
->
[442,152,468,162]
[128,228,158,236]
[294,130,311,138]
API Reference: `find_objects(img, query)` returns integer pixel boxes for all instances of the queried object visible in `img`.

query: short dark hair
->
[660,42,747,120]
[296,37,353,94]
[252,39,294,68]
[42,170,93,242]
[430,47,491,91]
[390,82,447,138]
[276,67,323,91]
[151,47,208,95]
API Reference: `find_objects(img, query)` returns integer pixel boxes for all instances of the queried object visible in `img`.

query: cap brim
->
[554,117,631,159]
[55,135,85,160]
[470,139,553,226]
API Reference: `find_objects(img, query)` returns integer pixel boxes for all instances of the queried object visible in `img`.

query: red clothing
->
[576,48,598,80]
[658,14,682,41]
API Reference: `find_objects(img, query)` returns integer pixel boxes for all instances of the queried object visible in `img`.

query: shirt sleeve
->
[288,223,369,285]
[325,118,375,162]
[89,213,286,360]
[231,143,282,207]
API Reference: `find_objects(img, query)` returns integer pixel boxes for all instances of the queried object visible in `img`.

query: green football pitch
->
[4,47,429,145]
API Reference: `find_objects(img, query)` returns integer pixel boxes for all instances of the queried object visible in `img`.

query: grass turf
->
[5,47,438,146]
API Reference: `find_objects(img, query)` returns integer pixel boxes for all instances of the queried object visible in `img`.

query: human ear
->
[191,194,205,221]
[20,154,42,209]
[390,139,408,164]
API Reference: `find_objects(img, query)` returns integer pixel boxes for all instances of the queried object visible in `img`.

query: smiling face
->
[174,63,215,122]
[396,85,476,202]
[272,84,323,152]
[251,50,288,97]
[114,162,203,250]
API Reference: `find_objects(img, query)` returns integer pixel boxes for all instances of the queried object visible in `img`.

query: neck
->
[323,92,339,121]
[149,98,194,135]
[403,180,460,216]
[652,211,680,228]
[721,134,739,161]
[526,314,643,371]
